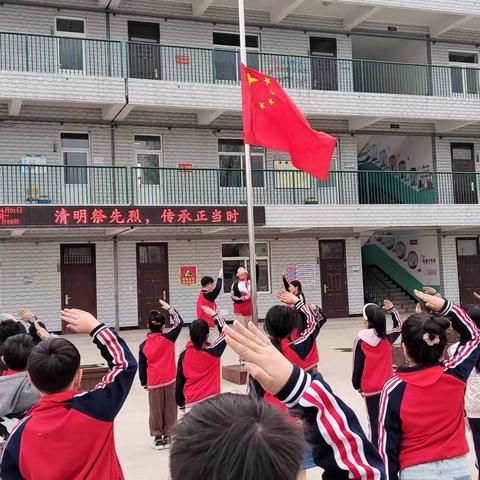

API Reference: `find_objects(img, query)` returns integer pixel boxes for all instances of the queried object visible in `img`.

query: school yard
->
[71,317,477,479]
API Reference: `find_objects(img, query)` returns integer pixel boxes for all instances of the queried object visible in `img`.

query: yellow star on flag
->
[264,77,272,85]
[259,102,266,110]
[247,73,258,86]
[270,89,276,96]
[268,98,275,106]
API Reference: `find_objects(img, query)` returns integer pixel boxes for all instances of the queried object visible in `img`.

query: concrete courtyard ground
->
[70,317,477,479]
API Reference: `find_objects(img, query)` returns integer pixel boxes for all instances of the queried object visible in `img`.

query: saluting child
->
[175,306,227,410]
[139,300,184,450]
[352,299,403,448]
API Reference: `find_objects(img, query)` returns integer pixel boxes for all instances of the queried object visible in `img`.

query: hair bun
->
[422,332,440,347]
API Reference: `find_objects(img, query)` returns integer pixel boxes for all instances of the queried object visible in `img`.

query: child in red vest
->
[196,269,223,329]
[176,306,227,409]
[379,291,480,480]
[138,299,184,450]
[352,299,402,448]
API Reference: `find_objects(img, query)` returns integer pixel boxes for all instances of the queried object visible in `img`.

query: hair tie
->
[423,332,440,347]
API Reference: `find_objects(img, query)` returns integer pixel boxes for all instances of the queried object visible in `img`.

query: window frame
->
[59,131,90,185]
[54,16,86,38]
[221,241,271,294]
[218,138,266,188]
[133,133,164,186]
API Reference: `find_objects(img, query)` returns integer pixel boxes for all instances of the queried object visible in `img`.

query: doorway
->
[60,244,97,333]
[137,243,170,328]
[456,238,480,306]
[55,17,86,74]
[319,240,349,317]
[128,21,161,79]
[451,143,477,204]
[310,37,337,91]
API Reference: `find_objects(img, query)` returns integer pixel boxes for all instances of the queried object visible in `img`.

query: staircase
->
[363,266,416,314]
[358,160,435,205]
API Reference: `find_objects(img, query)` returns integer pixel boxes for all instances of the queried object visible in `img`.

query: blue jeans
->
[400,456,471,480]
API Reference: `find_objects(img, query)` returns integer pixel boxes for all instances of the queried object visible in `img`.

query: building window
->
[134,135,162,185]
[55,17,86,72]
[448,51,479,95]
[218,139,265,188]
[457,238,478,257]
[213,32,260,82]
[61,133,89,185]
[222,242,270,293]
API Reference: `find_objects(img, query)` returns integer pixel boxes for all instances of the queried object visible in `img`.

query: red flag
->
[241,64,336,181]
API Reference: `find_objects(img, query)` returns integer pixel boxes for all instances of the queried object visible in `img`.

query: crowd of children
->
[1,271,480,480]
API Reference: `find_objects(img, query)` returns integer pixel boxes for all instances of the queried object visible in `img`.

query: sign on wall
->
[0,206,266,228]
[180,265,197,286]
[285,263,320,288]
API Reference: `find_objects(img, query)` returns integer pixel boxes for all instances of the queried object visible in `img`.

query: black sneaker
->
[162,436,171,449]
[151,437,164,450]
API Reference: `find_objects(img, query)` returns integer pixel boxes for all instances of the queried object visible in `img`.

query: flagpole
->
[238,0,258,325]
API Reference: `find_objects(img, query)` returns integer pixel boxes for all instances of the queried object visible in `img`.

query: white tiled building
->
[1,0,480,331]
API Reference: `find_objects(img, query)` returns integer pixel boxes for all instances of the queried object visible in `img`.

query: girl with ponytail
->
[379,291,480,480]
[352,299,403,448]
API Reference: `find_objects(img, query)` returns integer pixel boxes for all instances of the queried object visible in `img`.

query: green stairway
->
[358,161,435,204]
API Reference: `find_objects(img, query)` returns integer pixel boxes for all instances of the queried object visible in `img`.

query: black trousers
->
[365,394,381,449]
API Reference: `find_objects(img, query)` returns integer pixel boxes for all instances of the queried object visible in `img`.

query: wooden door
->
[456,238,480,306]
[60,244,97,333]
[137,243,169,329]
[319,240,349,317]
[451,143,477,204]
[128,21,161,79]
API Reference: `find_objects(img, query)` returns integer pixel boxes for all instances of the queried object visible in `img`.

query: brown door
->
[310,37,337,91]
[60,244,97,334]
[319,240,349,318]
[451,143,477,204]
[456,238,480,306]
[128,21,161,80]
[137,243,170,329]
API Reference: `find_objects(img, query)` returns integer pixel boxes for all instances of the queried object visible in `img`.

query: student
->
[282,275,306,304]
[176,306,227,409]
[379,290,480,480]
[0,308,138,479]
[352,299,403,448]
[138,300,184,450]
[196,268,223,328]
[448,304,480,476]
[231,266,254,328]
[0,335,39,448]
[169,320,386,480]
[0,317,27,375]
[265,291,326,373]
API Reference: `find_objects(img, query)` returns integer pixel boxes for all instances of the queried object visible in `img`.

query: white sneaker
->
[151,438,164,450]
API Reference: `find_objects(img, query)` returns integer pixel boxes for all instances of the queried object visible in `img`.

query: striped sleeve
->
[277,367,386,480]
[204,314,227,357]
[72,325,138,422]
[378,376,404,480]
[288,301,323,360]
[385,308,403,344]
[164,307,184,343]
[443,301,480,381]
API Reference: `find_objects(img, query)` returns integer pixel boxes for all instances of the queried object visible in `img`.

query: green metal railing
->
[1,164,479,207]
[1,31,480,98]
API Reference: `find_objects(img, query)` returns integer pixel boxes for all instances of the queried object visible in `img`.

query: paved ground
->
[70,317,477,479]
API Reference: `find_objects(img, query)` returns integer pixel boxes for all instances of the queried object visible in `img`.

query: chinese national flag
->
[241,64,336,181]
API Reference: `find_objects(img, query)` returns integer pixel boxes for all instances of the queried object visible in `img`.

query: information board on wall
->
[285,263,320,288]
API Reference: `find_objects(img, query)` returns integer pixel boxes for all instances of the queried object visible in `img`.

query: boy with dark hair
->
[0,317,27,375]
[171,320,385,480]
[139,300,184,450]
[171,393,305,480]
[0,335,39,448]
[0,309,137,479]
[196,268,223,328]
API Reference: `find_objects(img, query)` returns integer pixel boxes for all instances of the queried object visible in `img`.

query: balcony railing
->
[1,164,479,207]
[1,31,480,98]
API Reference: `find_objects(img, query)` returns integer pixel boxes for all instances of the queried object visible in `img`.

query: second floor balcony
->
[1,31,480,101]
[1,164,478,208]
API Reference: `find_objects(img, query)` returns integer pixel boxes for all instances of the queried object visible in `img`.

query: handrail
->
[0,164,479,207]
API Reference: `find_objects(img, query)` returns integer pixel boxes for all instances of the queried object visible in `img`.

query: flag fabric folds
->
[241,64,337,181]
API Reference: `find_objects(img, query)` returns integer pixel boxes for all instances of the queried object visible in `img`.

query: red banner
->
[0,206,266,228]
[180,265,197,286]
